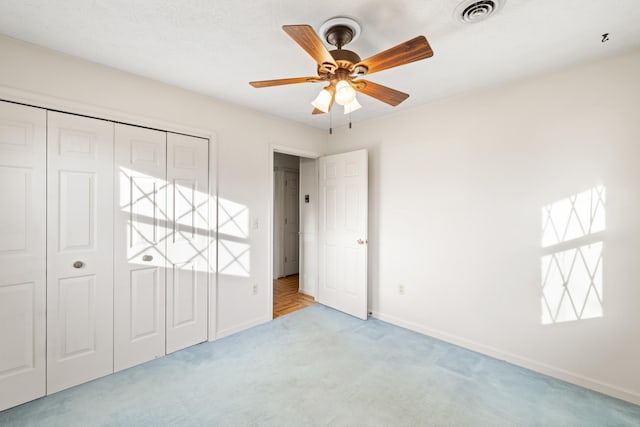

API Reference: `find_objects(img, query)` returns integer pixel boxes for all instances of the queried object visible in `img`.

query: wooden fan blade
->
[355,80,409,106]
[250,77,322,88]
[283,25,337,69]
[356,36,433,76]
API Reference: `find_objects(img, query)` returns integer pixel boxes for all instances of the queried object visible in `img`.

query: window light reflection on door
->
[541,186,605,324]
[119,167,214,274]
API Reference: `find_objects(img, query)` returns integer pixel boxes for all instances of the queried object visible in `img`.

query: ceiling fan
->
[249,17,434,115]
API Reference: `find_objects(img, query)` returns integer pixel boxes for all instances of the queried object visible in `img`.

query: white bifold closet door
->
[0,102,47,411]
[166,133,209,354]
[46,111,114,393]
[114,124,167,372]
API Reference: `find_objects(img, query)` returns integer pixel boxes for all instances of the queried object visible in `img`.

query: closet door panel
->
[114,124,167,371]
[47,111,114,394]
[166,133,209,354]
[0,102,46,411]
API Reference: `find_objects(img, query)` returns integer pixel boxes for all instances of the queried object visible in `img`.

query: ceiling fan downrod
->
[325,25,354,49]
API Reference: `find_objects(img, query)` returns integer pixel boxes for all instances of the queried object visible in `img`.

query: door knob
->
[357,239,367,245]
[142,255,153,262]
[73,261,84,269]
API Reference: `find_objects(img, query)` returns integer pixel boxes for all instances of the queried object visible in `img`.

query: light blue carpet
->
[1,304,639,426]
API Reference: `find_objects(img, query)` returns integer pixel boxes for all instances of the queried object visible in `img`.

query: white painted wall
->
[0,35,326,339]
[328,49,640,404]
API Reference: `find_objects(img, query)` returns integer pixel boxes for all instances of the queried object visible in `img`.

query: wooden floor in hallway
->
[273,274,316,318]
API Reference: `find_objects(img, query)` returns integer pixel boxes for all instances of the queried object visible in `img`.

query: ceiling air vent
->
[455,0,504,24]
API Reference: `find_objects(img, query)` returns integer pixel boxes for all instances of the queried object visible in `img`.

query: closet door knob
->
[73,261,84,269]
[142,255,153,262]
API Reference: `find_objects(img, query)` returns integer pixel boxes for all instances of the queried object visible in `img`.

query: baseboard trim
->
[299,288,316,299]
[370,310,640,406]
[215,317,268,339]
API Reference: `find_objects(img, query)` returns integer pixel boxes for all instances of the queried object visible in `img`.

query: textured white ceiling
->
[0,0,639,129]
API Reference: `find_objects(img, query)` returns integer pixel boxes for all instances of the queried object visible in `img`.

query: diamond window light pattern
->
[542,186,605,247]
[541,186,605,324]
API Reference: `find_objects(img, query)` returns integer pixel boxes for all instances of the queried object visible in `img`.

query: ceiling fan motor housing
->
[330,49,361,65]
[318,49,364,77]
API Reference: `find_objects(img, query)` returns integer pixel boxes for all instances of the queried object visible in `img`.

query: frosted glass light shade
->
[311,89,333,113]
[343,98,362,114]
[334,80,356,106]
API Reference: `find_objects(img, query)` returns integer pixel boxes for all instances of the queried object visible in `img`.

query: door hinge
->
[285,218,288,224]
[285,256,288,262]
[285,180,288,187]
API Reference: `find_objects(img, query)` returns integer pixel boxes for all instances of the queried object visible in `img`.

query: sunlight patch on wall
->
[218,197,252,277]
[219,239,250,277]
[542,186,605,247]
[541,186,605,325]
[541,242,603,324]
[219,198,249,239]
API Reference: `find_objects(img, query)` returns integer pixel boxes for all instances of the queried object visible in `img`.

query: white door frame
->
[0,86,219,342]
[268,145,322,320]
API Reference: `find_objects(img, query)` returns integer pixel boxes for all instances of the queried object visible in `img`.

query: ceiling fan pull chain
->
[329,109,333,135]
[349,112,352,129]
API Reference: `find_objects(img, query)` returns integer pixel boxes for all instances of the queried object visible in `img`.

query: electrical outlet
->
[398,284,405,295]
[252,284,258,295]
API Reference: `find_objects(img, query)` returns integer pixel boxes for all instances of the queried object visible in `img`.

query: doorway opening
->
[269,147,368,321]
[272,152,317,318]
[273,275,315,318]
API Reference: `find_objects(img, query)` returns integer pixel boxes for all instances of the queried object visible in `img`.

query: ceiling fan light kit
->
[311,88,334,113]
[334,80,356,105]
[249,16,434,125]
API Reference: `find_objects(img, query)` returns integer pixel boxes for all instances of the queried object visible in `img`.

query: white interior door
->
[273,169,284,279]
[283,171,299,276]
[114,124,167,371]
[299,158,318,297]
[166,133,209,354]
[46,111,114,393]
[318,149,368,320]
[0,102,47,410]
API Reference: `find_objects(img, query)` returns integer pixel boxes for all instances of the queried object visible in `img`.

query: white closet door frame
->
[114,124,167,371]
[0,101,47,411]
[46,111,114,393]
